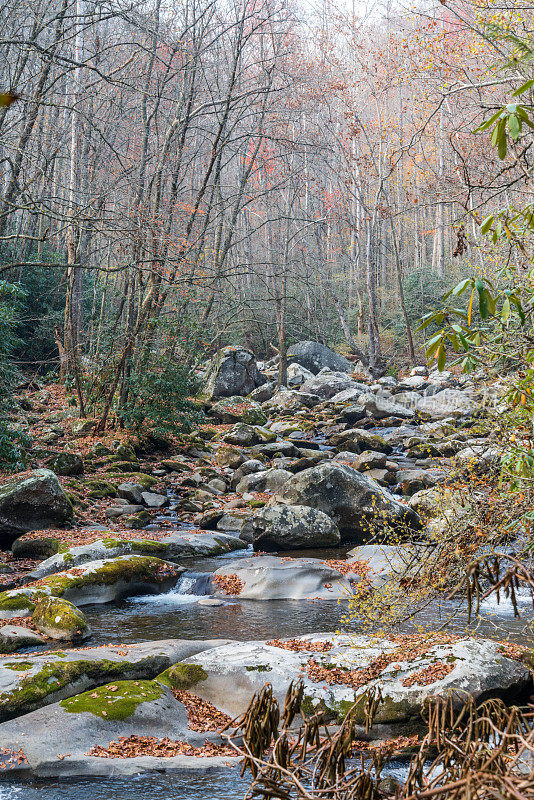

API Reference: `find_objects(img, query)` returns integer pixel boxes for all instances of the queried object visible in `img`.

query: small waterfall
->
[174,571,212,596]
[129,571,212,606]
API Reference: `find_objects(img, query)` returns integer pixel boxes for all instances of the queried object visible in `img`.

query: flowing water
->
[3,502,533,798]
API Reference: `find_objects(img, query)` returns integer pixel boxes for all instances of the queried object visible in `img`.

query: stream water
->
[4,484,534,798]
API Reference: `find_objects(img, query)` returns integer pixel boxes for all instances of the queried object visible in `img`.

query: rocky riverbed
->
[0,342,531,797]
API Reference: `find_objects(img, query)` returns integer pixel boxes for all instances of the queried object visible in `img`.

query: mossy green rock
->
[211,396,267,426]
[85,479,117,499]
[0,639,223,722]
[46,452,84,476]
[0,555,182,618]
[157,663,208,690]
[31,596,90,642]
[60,679,164,720]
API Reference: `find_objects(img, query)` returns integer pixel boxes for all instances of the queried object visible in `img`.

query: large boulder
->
[26,534,243,581]
[243,505,340,551]
[301,371,356,400]
[212,555,359,600]
[274,462,420,539]
[183,634,531,724]
[287,341,352,374]
[415,389,478,419]
[236,468,292,493]
[0,469,73,546]
[203,346,266,399]
[210,396,267,425]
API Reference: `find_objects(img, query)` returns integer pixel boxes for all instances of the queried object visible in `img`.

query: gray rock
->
[105,504,144,518]
[301,372,356,400]
[330,386,368,404]
[396,469,441,495]
[347,544,419,587]
[243,504,340,551]
[351,451,387,471]
[0,469,73,547]
[0,638,233,723]
[117,482,144,504]
[185,635,531,724]
[398,375,427,390]
[211,396,267,425]
[329,428,392,455]
[361,395,415,420]
[231,459,266,490]
[216,513,248,532]
[214,445,245,469]
[213,556,357,600]
[203,346,266,399]
[263,389,320,413]
[0,624,46,652]
[222,423,258,446]
[236,468,292,493]
[287,362,314,387]
[249,381,276,403]
[341,403,367,423]
[141,492,168,508]
[416,389,478,419]
[454,446,501,473]
[287,341,353,374]
[274,462,420,538]
[0,679,233,776]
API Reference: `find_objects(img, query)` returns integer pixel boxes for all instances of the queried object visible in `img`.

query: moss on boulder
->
[31,596,90,642]
[0,555,182,619]
[157,663,208,691]
[59,679,164,720]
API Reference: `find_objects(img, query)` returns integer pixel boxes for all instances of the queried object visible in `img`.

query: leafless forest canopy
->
[0,0,531,401]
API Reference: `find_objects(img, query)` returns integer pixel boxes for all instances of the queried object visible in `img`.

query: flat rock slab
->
[0,638,231,722]
[0,679,238,777]
[28,533,245,581]
[212,555,359,600]
[184,634,531,723]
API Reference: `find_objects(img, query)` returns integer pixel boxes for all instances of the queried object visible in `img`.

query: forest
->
[0,0,533,798]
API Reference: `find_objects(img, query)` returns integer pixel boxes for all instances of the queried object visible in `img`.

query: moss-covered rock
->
[157,663,208,691]
[60,679,164,720]
[46,452,84,476]
[0,555,182,618]
[211,397,268,426]
[85,479,117,499]
[103,472,158,490]
[122,510,152,529]
[12,534,60,559]
[31,596,90,642]
[0,640,212,721]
